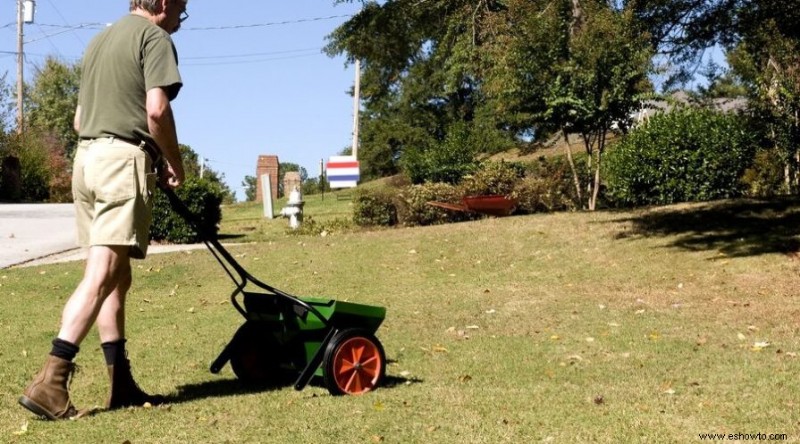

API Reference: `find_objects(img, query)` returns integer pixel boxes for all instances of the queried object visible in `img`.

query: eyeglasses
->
[179,10,189,23]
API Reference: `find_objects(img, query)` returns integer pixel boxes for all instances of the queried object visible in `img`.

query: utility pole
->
[351,59,361,159]
[16,0,24,133]
[16,0,34,134]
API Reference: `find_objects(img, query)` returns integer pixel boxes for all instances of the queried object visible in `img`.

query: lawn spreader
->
[162,188,387,395]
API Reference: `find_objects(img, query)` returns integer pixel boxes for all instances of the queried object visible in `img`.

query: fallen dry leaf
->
[12,421,28,436]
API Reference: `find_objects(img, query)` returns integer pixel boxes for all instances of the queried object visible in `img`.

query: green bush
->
[288,216,354,236]
[352,186,399,227]
[397,182,476,226]
[460,161,524,197]
[11,133,51,202]
[514,169,579,214]
[605,109,757,206]
[740,148,786,197]
[150,177,224,243]
[402,122,479,185]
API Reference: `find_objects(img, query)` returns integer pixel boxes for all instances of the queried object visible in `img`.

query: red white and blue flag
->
[326,156,360,188]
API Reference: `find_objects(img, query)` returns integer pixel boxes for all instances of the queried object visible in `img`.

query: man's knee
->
[84,246,132,294]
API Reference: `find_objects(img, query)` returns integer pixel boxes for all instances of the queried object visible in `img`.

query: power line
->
[29,13,354,33]
[44,0,87,46]
[183,14,353,31]
[183,52,322,67]
[182,47,321,60]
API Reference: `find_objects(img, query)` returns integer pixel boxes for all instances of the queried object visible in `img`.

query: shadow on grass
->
[217,233,246,241]
[613,196,800,258]
[164,378,283,404]
[163,373,422,404]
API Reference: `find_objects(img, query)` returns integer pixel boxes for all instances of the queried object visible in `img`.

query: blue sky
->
[0,1,364,200]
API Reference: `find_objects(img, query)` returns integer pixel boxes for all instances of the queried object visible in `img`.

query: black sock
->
[101,339,127,365]
[50,338,80,362]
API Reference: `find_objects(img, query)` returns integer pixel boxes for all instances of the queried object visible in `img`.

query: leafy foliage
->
[150,177,224,244]
[605,108,757,206]
[402,122,480,184]
[352,185,398,227]
[460,161,524,197]
[397,182,475,226]
[740,148,786,197]
[180,145,236,203]
[242,175,257,202]
[513,157,581,213]
[25,57,81,158]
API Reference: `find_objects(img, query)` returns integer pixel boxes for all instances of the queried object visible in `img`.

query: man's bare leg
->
[58,245,131,345]
[19,245,129,420]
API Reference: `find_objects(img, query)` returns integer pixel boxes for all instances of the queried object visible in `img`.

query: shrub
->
[460,161,524,197]
[514,175,579,214]
[150,177,224,243]
[288,216,354,236]
[605,108,757,206]
[740,148,786,197]
[397,182,476,226]
[14,133,51,202]
[402,122,479,184]
[352,186,399,227]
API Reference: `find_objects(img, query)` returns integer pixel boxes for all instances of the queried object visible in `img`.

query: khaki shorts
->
[72,138,157,259]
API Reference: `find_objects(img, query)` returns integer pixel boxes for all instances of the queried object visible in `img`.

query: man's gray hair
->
[129,0,187,14]
[129,0,161,13]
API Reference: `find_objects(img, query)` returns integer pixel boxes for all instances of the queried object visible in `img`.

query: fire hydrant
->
[279,186,305,229]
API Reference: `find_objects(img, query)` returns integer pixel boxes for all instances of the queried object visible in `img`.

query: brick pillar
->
[256,155,279,203]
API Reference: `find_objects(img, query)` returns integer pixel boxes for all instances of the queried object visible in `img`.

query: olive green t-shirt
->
[77,14,182,147]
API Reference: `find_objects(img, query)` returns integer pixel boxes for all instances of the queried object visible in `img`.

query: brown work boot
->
[18,355,83,420]
[106,358,166,409]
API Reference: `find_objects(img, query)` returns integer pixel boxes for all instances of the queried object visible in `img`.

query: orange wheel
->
[323,329,386,396]
[229,322,287,385]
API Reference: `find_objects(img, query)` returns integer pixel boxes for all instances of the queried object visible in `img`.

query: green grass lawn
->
[1,196,799,443]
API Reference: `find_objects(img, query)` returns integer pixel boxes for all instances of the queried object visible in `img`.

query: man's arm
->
[146,87,185,188]
[73,105,81,133]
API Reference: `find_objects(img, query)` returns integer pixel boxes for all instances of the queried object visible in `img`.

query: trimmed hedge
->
[605,108,757,206]
[353,186,399,227]
[150,177,224,243]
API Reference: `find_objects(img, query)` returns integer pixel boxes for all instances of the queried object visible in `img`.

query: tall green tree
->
[0,72,14,136]
[328,1,652,206]
[484,0,652,210]
[242,175,257,202]
[25,57,81,157]
[278,162,308,197]
[326,1,513,182]
[179,144,236,203]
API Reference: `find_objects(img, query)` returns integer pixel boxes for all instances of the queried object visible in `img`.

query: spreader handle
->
[293,327,338,391]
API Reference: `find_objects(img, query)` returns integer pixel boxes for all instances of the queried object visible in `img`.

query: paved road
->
[0,203,78,269]
[0,203,221,269]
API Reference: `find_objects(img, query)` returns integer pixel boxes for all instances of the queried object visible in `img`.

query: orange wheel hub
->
[331,336,384,395]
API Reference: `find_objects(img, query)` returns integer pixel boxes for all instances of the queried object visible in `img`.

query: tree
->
[326,1,514,182]
[482,0,652,210]
[26,57,81,157]
[179,144,236,203]
[242,175,257,202]
[277,162,308,197]
[327,1,652,206]
[0,72,14,135]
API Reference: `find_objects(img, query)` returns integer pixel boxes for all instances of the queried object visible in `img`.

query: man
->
[18,0,188,420]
